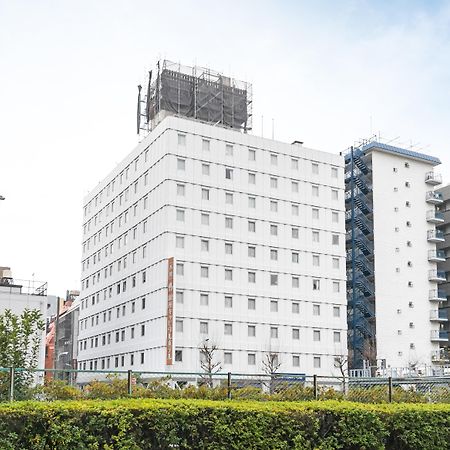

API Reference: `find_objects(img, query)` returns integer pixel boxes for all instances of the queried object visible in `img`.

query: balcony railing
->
[428,249,446,262]
[426,210,445,223]
[430,330,449,341]
[425,171,443,185]
[426,191,444,203]
[430,309,448,321]
[428,270,447,282]
[427,229,445,242]
[429,290,447,301]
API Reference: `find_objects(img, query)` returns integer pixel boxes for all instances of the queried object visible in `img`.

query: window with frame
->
[177,158,185,170]
[224,323,233,335]
[225,168,233,179]
[201,266,209,278]
[225,217,233,229]
[270,327,278,339]
[270,300,278,312]
[202,163,210,175]
[248,272,256,283]
[225,144,233,156]
[248,298,256,310]
[201,188,210,200]
[201,213,209,225]
[270,177,278,189]
[248,172,256,184]
[270,273,278,286]
[200,293,209,306]
[292,277,299,288]
[201,239,209,252]
[176,263,184,275]
[248,246,256,257]
[225,242,233,254]
[224,296,233,308]
[178,133,186,146]
[292,302,300,314]
[292,328,300,340]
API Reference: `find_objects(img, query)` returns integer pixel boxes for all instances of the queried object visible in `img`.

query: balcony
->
[425,172,443,186]
[428,250,446,262]
[430,330,449,342]
[430,309,448,321]
[431,350,450,363]
[426,210,445,224]
[427,229,445,243]
[426,191,444,204]
[428,270,447,282]
[429,290,447,302]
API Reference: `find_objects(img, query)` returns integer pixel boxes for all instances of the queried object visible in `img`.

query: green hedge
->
[0,399,449,449]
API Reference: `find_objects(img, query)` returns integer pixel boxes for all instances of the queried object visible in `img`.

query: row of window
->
[80,296,146,324]
[79,351,327,370]
[83,130,340,220]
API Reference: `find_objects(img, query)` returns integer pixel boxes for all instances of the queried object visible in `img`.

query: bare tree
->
[334,355,348,394]
[262,352,282,394]
[199,339,222,388]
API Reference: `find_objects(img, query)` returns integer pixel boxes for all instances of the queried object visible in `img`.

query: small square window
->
[225,269,233,281]
[333,331,341,343]
[248,172,256,184]
[332,258,340,269]
[249,196,256,208]
[292,302,300,314]
[225,168,233,179]
[225,296,233,308]
[176,320,184,333]
[333,306,340,317]
[224,352,233,364]
[201,213,210,225]
[202,164,210,175]
[248,221,256,232]
[292,252,299,263]
[313,254,320,266]
[248,272,256,283]
[270,249,278,260]
[248,148,256,161]
[270,273,278,286]
[178,134,186,146]
[176,291,184,304]
[333,281,340,293]
[200,321,209,334]
[176,236,185,248]
[176,263,184,275]
[292,181,299,192]
[224,323,233,335]
[225,192,233,204]
[225,217,233,229]
[270,300,278,312]
[271,153,278,165]
[202,139,210,151]
[292,277,299,288]
[332,211,339,223]
[177,184,186,197]
[248,246,256,257]
[293,355,300,367]
[331,167,338,178]
[312,163,319,174]
[292,227,299,239]
[292,328,300,340]
[313,279,320,290]
[270,200,278,212]
[270,327,278,339]
[201,239,209,252]
[292,204,299,215]
[177,158,186,170]
[201,188,210,200]
[332,189,338,200]
[248,298,256,310]
[332,234,339,245]
[270,177,278,189]
[291,158,299,170]
[201,266,209,278]
[176,209,185,222]
[270,224,278,236]
[225,242,233,254]
[312,208,319,219]
[313,304,320,316]
[312,185,319,197]
[313,330,321,341]
[175,350,183,362]
[200,293,209,306]
[313,356,321,368]
[248,353,256,365]
[226,144,233,156]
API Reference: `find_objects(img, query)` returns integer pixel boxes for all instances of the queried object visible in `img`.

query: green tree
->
[0,308,44,400]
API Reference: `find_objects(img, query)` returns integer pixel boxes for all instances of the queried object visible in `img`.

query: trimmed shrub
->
[0,399,448,449]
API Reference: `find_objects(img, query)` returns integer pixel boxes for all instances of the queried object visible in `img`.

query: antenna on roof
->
[145,71,152,123]
[136,85,142,134]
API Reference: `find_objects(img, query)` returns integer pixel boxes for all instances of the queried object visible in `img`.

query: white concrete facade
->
[78,116,347,376]
[370,148,442,370]
[0,284,48,369]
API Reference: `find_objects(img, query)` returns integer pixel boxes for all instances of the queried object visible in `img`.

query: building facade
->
[78,115,347,376]
[436,184,450,362]
[0,267,49,370]
[345,142,444,374]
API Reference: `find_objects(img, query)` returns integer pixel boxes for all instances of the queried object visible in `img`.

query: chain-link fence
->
[1,368,450,403]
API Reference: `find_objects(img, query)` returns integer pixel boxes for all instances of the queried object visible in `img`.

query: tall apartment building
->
[77,62,347,376]
[345,141,444,374]
[436,184,450,362]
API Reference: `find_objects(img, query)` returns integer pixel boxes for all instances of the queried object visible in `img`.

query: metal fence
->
[1,367,450,403]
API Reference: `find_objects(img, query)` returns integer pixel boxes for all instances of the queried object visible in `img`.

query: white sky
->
[1,0,449,296]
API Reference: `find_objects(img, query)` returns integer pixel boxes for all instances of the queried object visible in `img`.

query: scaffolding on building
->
[137,60,252,137]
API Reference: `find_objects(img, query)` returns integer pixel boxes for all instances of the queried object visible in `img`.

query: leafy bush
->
[0,399,448,449]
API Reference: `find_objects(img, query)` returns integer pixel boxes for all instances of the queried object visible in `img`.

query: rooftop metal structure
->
[137,60,252,136]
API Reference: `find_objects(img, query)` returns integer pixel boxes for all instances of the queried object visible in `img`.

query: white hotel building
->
[77,116,347,376]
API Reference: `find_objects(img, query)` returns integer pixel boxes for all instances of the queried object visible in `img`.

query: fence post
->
[8,367,14,402]
[127,370,133,396]
[313,374,318,400]
[227,372,232,399]
[388,376,393,403]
